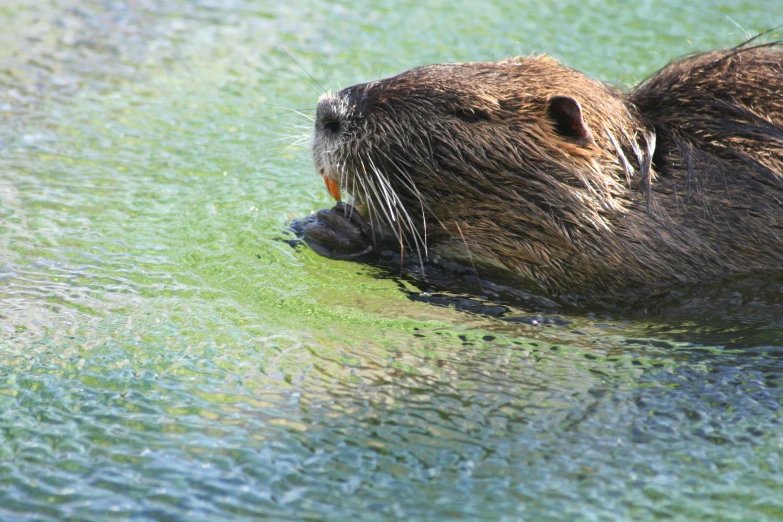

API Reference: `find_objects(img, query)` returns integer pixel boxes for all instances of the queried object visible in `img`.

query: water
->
[1,1,781,520]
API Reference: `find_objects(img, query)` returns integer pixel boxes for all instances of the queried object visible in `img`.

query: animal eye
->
[454,107,491,123]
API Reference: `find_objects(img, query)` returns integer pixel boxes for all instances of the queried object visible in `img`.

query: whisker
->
[361,158,397,228]
[257,103,316,122]
[388,166,432,257]
[276,45,327,96]
[266,138,312,154]
[358,159,395,245]
[398,220,404,276]
[316,53,334,92]
[355,174,380,242]
[454,221,480,280]
[385,172,428,268]
[356,164,391,243]
[366,156,427,273]
[271,134,310,144]
[279,123,313,131]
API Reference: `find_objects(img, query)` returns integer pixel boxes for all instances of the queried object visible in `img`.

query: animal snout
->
[314,87,367,138]
[315,96,343,136]
[316,92,350,137]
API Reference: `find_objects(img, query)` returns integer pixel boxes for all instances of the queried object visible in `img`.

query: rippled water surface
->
[2,1,782,520]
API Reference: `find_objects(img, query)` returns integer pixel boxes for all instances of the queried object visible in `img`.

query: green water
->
[1,1,782,520]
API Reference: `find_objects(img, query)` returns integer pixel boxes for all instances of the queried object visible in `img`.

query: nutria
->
[300,42,783,297]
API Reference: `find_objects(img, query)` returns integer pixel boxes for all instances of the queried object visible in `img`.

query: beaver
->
[300,42,783,297]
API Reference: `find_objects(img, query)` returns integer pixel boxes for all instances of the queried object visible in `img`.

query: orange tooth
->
[323,176,341,202]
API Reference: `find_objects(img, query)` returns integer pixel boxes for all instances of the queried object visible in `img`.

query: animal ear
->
[547,96,596,147]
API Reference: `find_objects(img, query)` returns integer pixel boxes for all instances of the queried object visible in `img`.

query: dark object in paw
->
[301,202,375,259]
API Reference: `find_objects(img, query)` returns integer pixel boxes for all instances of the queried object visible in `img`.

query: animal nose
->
[315,94,344,137]
[315,87,366,137]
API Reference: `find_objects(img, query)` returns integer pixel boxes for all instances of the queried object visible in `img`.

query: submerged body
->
[302,43,783,297]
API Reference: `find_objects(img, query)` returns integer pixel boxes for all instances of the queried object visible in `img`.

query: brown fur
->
[310,43,783,296]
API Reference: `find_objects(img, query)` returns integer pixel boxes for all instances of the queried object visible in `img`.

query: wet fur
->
[308,43,783,296]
